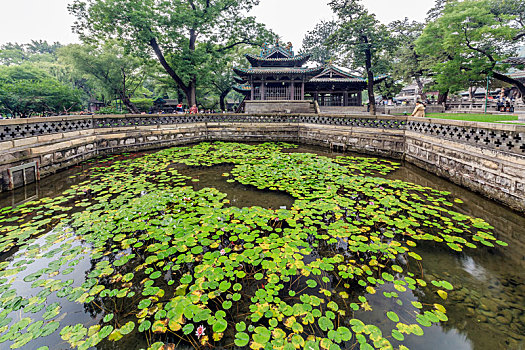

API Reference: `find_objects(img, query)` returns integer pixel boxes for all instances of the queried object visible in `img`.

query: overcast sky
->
[0,0,436,48]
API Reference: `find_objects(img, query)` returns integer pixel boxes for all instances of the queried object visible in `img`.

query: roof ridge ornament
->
[259,41,295,59]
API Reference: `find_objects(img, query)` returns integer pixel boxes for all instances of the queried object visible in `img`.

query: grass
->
[425,113,518,123]
[394,112,522,124]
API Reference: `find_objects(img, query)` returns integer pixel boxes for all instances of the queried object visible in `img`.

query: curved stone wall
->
[0,114,523,212]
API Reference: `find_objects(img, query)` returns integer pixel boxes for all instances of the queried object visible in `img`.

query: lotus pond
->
[0,142,523,350]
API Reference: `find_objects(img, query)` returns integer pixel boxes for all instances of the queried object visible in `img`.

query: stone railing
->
[0,114,523,212]
[0,114,405,144]
[407,119,525,155]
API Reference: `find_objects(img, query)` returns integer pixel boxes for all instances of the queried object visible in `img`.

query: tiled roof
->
[233,84,251,94]
[260,45,294,59]
[233,66,324,76]
[371,74,390,83]
[233,76,247,84]
[246,53,310,67]
[309,78,366,83]
[509,71,525,79]
[316,65,365,81]
[504,57,525,65]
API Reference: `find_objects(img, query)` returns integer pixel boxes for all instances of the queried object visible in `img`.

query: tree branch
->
[149,38,189,92]
[187,0,197,11]
[217,40,259,53]
[463,25,495,63]
[493,71,525,103]
[513,31,525,41]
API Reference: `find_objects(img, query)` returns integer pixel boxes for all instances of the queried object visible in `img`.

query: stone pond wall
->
[0,114,523,212]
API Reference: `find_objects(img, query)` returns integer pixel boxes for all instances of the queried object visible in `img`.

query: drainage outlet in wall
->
[8,162,40,190]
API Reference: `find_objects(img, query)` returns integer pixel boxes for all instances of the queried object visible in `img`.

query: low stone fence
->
[377,105,446,115]
[0,114,523,212]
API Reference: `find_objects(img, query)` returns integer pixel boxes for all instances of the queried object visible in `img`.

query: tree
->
[389,19,429,102]
[69,0,275,107]
[0,41,63,66]
[488,0,525,101]
[489,0,525,41]
[375,78,403,101]
[201,45,256,111]
[0,43,28,66]
[0,65,82,117]
[26,40,62,56]
[328,0,394,115]
[59,42,151,114]
[426,0,450,21]
[416,0,521,101]
[301,21,339,65]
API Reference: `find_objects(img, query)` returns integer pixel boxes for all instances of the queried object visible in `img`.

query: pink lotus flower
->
[196,325,205,339]
[220,249,226,255]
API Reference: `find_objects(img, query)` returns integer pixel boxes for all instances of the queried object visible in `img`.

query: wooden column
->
[250,78,254,100]
[291,81,295,100]
[261,79,266,101]
[301,81,305,100]
[344,91,349,106]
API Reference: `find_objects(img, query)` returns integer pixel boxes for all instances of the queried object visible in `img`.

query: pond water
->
[0,143,523,350]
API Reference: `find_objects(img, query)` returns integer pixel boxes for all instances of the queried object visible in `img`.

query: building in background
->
[233,41,385,113]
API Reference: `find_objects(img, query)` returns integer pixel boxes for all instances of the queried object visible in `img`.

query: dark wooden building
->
[233,42,383,109]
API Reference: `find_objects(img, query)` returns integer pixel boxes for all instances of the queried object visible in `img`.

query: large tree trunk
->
[121,94,140,114]
[468,86,478,100]
[149,38,191,103]
[120,68,140,114]
[364,39,376,116]
[187,30,198,107]
[493,71,525,104]
[437,90,449,106]
[415,76,428,103]
[187,79,197,108]
[220,89,231,112]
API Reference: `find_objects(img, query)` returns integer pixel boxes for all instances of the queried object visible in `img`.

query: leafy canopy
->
[416,0,519,94]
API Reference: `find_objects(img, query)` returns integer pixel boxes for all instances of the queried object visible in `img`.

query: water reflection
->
[180,164,295,210]
[460,256,488,281]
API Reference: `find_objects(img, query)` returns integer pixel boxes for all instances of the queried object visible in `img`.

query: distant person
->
[411,101,426,117]
[176,103,184,114]
[189,104,198,114]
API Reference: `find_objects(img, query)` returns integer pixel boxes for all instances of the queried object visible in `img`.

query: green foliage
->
[301,21,339,65]
[389,19,429,100]
[59,42,151,113]
[416,0,519,95]
[0,64,82,117]
[423,113,518,122]
[0,41,62,66]
[130,98,154,113]
[69,0,276,106]
[328,0,395,113]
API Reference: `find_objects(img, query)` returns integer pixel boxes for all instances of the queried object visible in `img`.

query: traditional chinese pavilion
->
[233,42,376,113]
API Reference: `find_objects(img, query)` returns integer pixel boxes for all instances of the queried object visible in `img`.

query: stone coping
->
[2,114,523,132]
[407,117,525,132]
